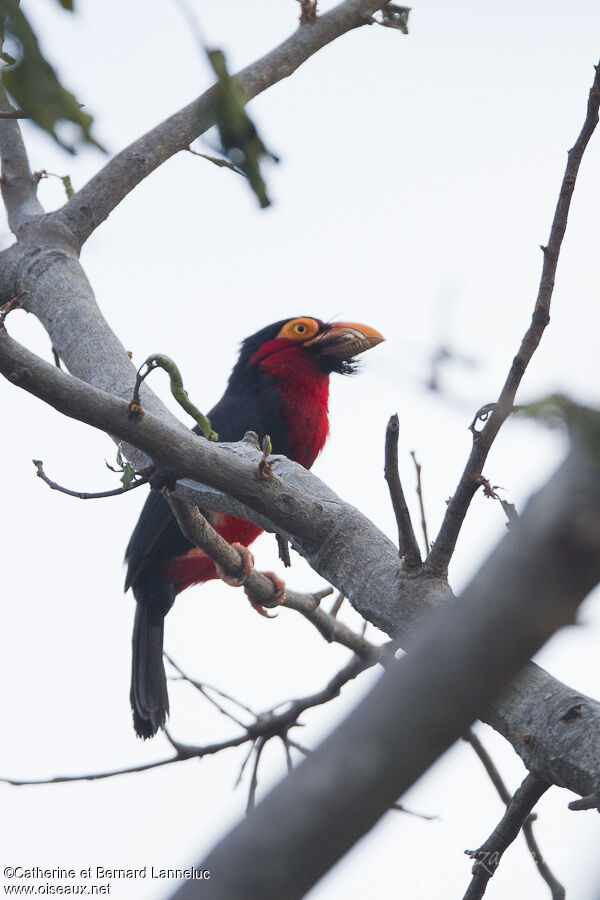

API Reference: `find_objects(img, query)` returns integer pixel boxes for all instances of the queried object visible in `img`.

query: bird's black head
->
[231,316,384,379]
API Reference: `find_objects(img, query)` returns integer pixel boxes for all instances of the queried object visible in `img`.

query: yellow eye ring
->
[277,317,320,342]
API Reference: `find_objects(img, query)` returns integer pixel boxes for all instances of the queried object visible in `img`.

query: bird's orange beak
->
[306,321,385,359]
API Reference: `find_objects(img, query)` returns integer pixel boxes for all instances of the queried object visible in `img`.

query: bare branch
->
[33,459,149,499]
[246,738,267,813]
[283,588,387,658]
[173,436,600,900]
[427,60,600,574]
[463,730,511,805]
[0,755,187,786]
[165,655,251,729]
[410,449,429,551]
[384,414,421,570]
[329,591,345,617]
[464,731,565,899]
[463,774,551,900]
[54,0,392,248]
[0,81,44,233]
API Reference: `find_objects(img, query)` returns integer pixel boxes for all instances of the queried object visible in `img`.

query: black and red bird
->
[125,316,384,738]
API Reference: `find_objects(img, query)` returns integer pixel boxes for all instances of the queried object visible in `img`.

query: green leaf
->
[60,173,74,197]
[207,48,277,208]
[120,461,136,489]
[0,0,103,153]
[55,0,74,10]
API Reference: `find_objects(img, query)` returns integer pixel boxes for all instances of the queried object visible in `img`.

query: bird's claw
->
[215,543,255,586]
[245,571,286,619]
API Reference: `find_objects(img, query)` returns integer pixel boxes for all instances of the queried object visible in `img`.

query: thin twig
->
[233,743,256,789]
[464,732,565,899]
[2,649,379,789]
[284,588,390,659]
[463,731,511,805]
[281,736,295,773]
[329,591,345,618]
[164,654,258,719]
[33,459,149,499]
[246,738,267,813]
[165,654,250,729]
[427,61,600,575]
[409,450,429,551]
[390,802,438,821]
[463,774,551,900]
[384,414,421,570]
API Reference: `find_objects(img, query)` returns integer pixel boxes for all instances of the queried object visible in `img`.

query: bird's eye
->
[276,317,320,341]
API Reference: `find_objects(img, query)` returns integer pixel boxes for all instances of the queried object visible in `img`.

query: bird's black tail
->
[130,581,174,739]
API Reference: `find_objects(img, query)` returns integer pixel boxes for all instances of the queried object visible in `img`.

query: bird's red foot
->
[215,543,255,586]
[245,571,286,619]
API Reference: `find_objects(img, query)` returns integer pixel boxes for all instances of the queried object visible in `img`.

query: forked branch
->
[427,61,600,575]
[384,414,422,570]
[463,774,551,900]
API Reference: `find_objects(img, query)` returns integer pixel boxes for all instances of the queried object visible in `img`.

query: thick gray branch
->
[172,439,600,900]
[2,327,600,802]
[0,81,44,234]
[52,0,387,247]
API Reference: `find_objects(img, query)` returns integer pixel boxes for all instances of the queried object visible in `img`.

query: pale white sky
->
[1,1,600,898]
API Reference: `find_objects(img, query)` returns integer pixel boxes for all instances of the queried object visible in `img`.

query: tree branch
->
[53,0,390,248]
[3,326,600,802]
[384,414,421,570]
[173,435,600,900]
[427,60,600,575]
[463,774,551,900]
[33,458,149,499]
[464,731,565,899]
[167,493,284,609]
[0,80,44,234]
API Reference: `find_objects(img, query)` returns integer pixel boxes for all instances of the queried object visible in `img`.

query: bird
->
[125,316,384,738]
